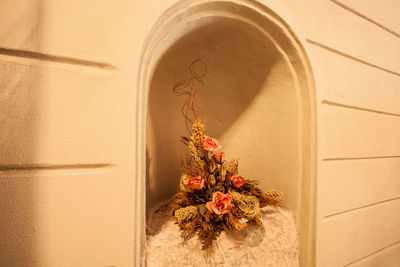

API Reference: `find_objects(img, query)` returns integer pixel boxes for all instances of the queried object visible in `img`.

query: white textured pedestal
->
[146,204,298,267]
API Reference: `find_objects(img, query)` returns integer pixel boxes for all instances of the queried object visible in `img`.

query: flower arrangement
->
[169,60,283,251]
[170,119,283,251]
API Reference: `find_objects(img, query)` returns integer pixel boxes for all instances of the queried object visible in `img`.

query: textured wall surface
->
[0,0,138,266]
[291,0,400,266]
[0,0,399,266]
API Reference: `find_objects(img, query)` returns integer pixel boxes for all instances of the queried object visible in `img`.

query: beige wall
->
[0,0,139,266]
[0,0,399,266]
[288,0,400,266]
[271,0,400,265]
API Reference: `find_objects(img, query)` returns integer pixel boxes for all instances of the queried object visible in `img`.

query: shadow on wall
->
[146,17,299,216]
[0,1,43,265]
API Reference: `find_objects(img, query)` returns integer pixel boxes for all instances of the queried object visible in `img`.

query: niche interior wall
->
[136,1,317,266]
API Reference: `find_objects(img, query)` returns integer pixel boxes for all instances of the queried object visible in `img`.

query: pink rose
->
[183,175,204,190]
[206,192,232,215]
[231,175,245,188]
[203,136,222,152]
[213,152,225,164]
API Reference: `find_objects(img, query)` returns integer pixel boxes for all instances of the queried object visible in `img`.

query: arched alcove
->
[136,1,316,265]
[147,17,299,213]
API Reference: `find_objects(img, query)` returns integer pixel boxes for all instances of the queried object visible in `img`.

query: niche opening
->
[137,1,316,265]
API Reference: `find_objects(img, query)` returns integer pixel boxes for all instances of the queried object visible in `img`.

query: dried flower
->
[175,205,199,227]
[192,119,205,149]
[188,140,204,168]
[183,175,205,190]
[206,192,232,215]
[172,112,282,250]
[208,175,216,186]
[171,63,284,251]
[220,165,227,182]
[203,136,222,152]
[213,152,225,164]
[209,159,217,173]
[231,175,245,188]
[227,158,239,174]
[263,190,283,200]
[179,175,192,192]
[230,191,260,220]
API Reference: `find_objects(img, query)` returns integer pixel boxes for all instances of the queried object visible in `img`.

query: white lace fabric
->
[146,203,299,267]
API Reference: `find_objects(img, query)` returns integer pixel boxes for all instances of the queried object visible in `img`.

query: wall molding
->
[135,1,317,265]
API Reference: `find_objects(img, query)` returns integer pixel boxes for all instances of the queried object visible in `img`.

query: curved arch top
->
[135,1,317,266]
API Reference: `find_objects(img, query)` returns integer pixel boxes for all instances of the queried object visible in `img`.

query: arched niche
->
[136,1,316,266]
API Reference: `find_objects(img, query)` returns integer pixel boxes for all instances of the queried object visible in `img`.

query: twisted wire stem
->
[172,59,207,134]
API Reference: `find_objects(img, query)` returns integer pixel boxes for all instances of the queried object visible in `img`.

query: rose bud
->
[203,136,222,152]
[231,175,245,188]
[209,159,217,173]
[206,192,232,215]
[183,175,205,190]
[213,152,225,164]
[208,175,216,186]
[219,165,227,182]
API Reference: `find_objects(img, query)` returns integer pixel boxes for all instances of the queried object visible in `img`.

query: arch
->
[135,1,317,265]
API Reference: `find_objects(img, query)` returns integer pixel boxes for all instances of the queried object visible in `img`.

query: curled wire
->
[172,59,207,134]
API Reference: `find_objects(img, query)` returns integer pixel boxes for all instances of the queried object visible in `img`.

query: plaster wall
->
[0,0,399,267]
[147,16,300,220]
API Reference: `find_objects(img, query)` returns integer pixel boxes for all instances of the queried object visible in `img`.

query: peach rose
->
[203,136,222,152]
[183,175,204,190]
[206,192,232,215]
[231,175,245,188]
[213,152,225,164]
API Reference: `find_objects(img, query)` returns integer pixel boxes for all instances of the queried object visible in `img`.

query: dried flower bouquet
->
[170,119,283,251]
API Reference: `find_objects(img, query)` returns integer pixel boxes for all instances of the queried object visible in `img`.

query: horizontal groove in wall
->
[0,163,114,171]
[323,196,400,220]
[322,100,400,117]
[323,155,400,161]
[345,241,400,266]
[306,39,400,77]
[0,47,117,71]
[0,163,115,178]
[329,0,400,38]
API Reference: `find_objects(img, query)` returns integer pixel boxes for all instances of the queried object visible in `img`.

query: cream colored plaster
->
[348,242,400,267]
[0,1,137,266]
[320,158,400,217]
[286,0,400,73]
[307,44,400,115]
[318,199,400,267]
[338,0,400,34]
[141,1,316,266]
[1,0,399,266]
[321,107,400,158]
